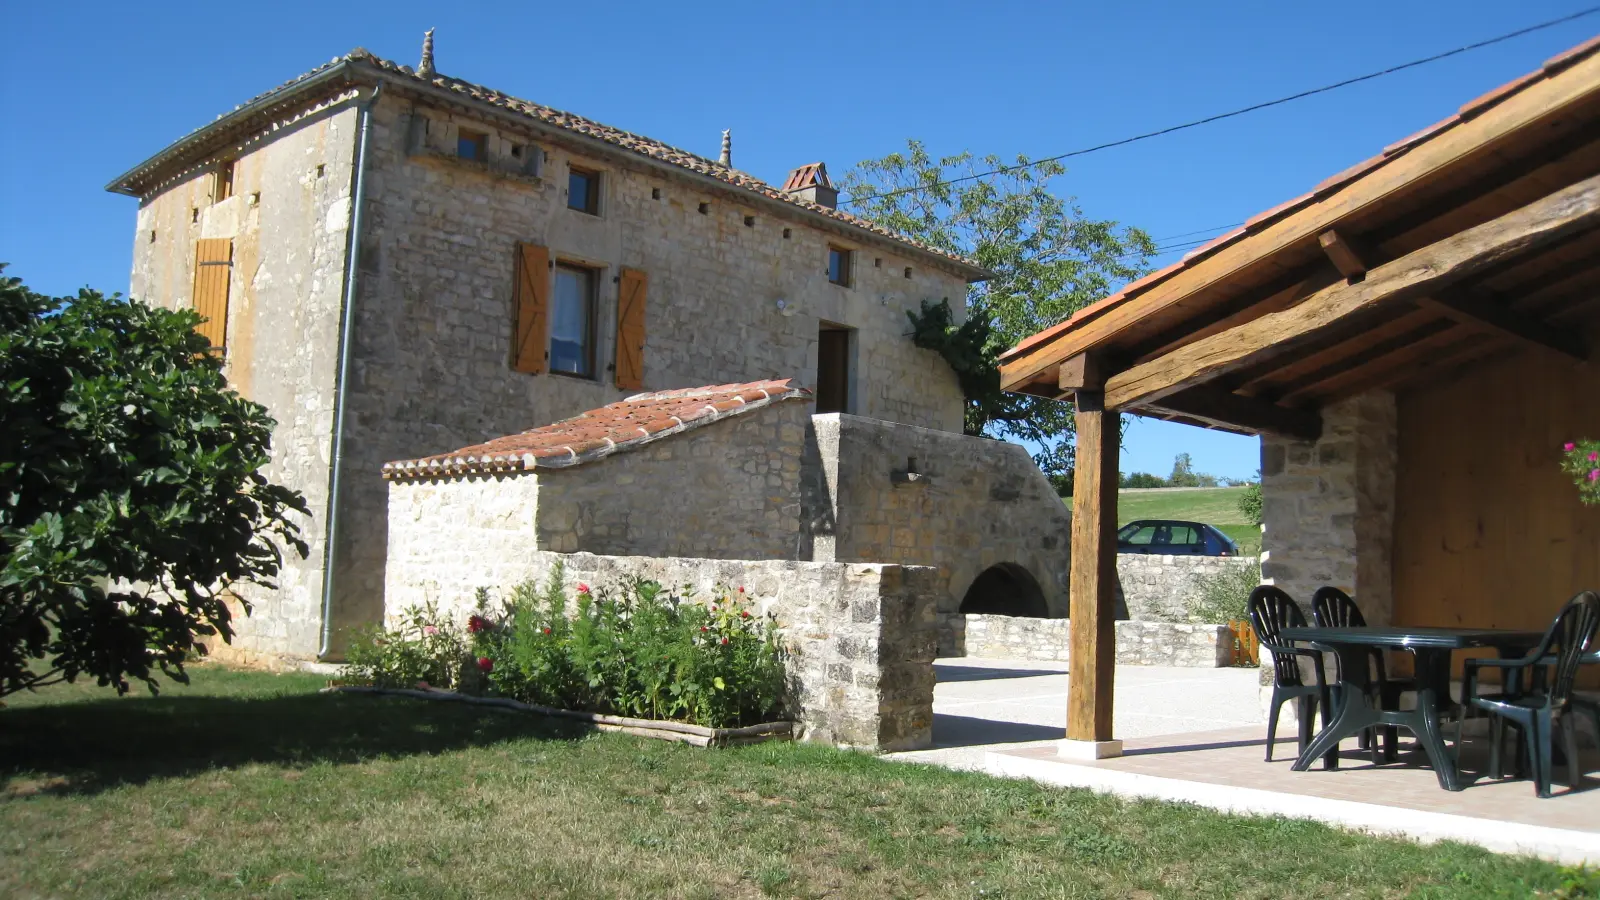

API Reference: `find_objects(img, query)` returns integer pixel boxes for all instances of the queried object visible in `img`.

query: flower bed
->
[1562,439,1600,505]
[341,563,789,735]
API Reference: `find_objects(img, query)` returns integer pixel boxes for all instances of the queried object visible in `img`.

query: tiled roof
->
[999,34,1600,362]
[106,48,987,278]
[382,379,810,481]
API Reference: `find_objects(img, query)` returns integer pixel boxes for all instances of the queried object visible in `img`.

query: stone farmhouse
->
[106,34,1074,670]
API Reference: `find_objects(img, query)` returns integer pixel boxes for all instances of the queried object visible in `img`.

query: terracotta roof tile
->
[107,49,985,276]
[383,379,810,480]
[999,35,1600,365]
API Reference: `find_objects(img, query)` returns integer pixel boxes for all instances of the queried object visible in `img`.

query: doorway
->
[816,322,854,414]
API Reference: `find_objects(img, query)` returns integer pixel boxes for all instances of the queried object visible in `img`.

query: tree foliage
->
[840,141,1155,475]
[0,268,309,698]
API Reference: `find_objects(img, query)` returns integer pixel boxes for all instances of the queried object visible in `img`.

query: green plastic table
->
[1279,626,1543,791]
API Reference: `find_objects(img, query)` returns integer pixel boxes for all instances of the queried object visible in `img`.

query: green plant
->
[1561,440,1600,505]
[1185,562,1261,625]
[472,569,786,728]
[1120,472,1166,489]
[1238,481,1263,526]
[342,601,470,690]
[0,267,308,698]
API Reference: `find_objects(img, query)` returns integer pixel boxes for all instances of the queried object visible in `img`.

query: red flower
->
[700,626,708,632]
[476,656,494,673]
[542,626,552,635]
[741,610,751,619]
[738,586,745,593]
[577,583,591,594]
[719,636,729,645]
[466,615,489,634]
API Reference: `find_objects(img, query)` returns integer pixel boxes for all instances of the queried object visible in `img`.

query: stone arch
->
[959,563,1049,618]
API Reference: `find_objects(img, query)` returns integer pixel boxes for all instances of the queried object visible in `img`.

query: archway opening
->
[959,563,1048,618]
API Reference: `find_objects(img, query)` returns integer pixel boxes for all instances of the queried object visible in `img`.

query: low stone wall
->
[383,535,942,751]
[961,614,1231,668]
[1116,553,1259,623]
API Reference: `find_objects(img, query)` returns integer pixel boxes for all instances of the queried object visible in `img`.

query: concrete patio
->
[890,657,1600,864]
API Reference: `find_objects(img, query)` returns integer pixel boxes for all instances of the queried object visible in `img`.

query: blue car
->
[1117,519,1241,556]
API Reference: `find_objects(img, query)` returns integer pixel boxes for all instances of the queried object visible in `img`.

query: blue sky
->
[4,2,1596,481]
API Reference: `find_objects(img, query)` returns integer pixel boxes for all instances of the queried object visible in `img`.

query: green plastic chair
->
[1249,586,1338,768]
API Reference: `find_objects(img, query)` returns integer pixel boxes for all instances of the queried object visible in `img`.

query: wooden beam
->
[1067,392,1118,743]
[1234,307,1439,396]
[1101,172,1600,410]
[1318,229,1375,280]
[998,52,1600,391]
[1057,352,1106,392]
[1281,328,1483,404]
[1142,386,1322,441]
[1417,292,1587,361]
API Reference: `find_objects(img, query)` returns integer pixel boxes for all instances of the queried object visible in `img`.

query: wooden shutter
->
[614,267,648,390]
[191,238,233,351]
[512,242,550,374]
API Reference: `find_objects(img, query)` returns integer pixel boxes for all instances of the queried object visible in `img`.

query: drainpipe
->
[319,80,383,660]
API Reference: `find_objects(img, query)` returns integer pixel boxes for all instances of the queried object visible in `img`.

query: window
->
[568,167,599,214]
[214,160,235,202]
[815,323,853,413]
[1116,522,1202,553]
[458,129,488,161]
[827,246,852,287]
[551,264,597,378]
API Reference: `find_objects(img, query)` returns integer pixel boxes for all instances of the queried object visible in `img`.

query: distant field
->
[1117,486,1259,552]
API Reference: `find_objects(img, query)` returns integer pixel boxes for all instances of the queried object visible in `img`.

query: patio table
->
[1279,626,1542,791]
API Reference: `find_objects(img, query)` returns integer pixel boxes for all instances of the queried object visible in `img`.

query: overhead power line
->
[841,8,1600,208]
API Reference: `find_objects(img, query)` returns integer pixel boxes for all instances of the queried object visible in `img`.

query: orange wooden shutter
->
[512,242,550,374]
[614,267,647,390]
[191,238,233,350]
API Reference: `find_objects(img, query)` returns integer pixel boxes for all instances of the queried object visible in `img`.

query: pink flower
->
[577,583,591,594]
[476,657,494,673]
[1565,442,1577,452]
[1589,469,1599,483]
[423,625,438,636]
[1589,452,1598,463]
[466,615,489,634]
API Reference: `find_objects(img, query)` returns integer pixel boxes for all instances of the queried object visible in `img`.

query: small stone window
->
[568,167,600,215]
[904,267,913,279]
[744,215,756,228]
[457,129,488,162]
[827,246,852,287]
[698,202,710,215]
[213,160,235,203]
[651,187,662,200]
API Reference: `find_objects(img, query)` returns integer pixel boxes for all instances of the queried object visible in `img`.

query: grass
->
[1118,485,1260,553]
[2,666,1590,899]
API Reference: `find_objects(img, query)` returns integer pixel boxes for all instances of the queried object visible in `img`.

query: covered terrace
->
[998,32,1600,783]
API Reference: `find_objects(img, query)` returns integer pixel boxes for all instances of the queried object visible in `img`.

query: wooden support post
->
[1067,390,1119,747]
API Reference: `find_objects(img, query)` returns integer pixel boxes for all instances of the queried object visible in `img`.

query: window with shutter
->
[512,242,550,374]
[191,238,233,351]
[614,267,647,390]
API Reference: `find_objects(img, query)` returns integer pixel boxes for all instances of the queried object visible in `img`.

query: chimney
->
[418,28,436,77]
[781,162,837,210]
[718,129,732,168]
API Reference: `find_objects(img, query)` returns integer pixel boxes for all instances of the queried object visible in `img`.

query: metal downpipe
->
[318,80,383,660]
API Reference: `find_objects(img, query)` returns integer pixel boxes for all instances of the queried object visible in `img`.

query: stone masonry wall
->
[1260,392,1397,622]
[127,98,363,659]
[533,400,809,559]
[801,414,1072,652]
[1116,553,1261,623]
[962,615,1231,667]
[328,92,974,647]
[385,481,941,750]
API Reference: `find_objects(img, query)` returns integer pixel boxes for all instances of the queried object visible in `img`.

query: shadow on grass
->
[0,688,589,797]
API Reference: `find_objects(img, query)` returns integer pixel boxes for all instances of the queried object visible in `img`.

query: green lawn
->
[1118,486,1260,553]
[2,666,1589,899]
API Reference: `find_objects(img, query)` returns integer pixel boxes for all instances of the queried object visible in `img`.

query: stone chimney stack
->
[780,162,837,210]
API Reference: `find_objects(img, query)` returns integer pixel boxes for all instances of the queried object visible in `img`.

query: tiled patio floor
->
[989,725,1600,863]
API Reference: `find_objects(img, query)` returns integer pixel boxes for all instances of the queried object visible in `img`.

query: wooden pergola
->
[999,37,1600,750]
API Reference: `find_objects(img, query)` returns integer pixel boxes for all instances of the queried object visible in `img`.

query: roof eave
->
[104,59,368,197]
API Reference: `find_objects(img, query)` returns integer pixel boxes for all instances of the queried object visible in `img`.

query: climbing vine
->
[905,299,1008,437]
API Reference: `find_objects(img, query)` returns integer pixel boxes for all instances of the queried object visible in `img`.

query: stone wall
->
[801,414,1073,652]
[127,97,363,659]
[1116,553,1260,623]
[961,615,1231,667]
[328,92,975,647]
[1260,392,1397,621]
[383,487,942,750]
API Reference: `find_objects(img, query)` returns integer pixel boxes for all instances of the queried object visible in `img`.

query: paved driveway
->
[888,656,1264,769]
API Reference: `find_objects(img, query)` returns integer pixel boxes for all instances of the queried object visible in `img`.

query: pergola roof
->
[1000,36,1600,440]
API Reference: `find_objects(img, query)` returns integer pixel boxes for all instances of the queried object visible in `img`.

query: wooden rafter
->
[1281,328,1488,404]
[1141,386,1322,440]
[1234,307,1439,396]
[1417,292,1586,361]
[1318,229,1375,280]
[1100,172,1600,411]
